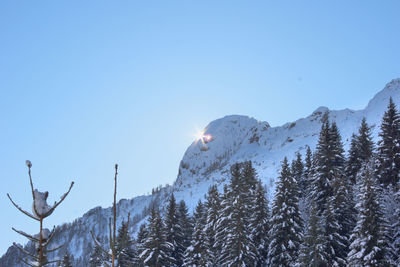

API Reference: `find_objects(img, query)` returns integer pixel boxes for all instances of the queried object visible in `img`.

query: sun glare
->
[194,130,205,141]
[193,129,213,145]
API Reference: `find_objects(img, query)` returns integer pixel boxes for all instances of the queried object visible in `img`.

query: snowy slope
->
[1,78,400,266]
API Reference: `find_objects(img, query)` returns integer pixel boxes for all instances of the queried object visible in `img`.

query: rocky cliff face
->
[2,78,400,267]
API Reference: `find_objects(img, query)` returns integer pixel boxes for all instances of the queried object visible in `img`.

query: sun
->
[193,129,213,146]
[194,130,205,141]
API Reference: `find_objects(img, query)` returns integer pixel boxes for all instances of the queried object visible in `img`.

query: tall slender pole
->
[112,164,118,267]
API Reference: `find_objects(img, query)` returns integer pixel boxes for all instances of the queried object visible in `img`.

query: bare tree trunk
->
[112,164,118,267]
[39,218,43,267]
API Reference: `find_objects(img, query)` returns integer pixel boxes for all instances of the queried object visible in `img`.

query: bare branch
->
[90,230,112,257]
[27,162,35,201]
[44,181,74,217]
[44,243,63,253]
[13,243,38,260]
[7,194,39,221]
[109,217,113,251]
[12,228,39,243]
[18,256,39,267]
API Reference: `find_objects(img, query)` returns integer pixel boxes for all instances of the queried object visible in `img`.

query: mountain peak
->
[365,78,400,113]
[312,106,329,115]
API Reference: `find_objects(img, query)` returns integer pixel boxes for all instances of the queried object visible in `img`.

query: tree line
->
[81,97,400,267]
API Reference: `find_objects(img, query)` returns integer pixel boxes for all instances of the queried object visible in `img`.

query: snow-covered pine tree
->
[134,223,148,267]
[214,184,231,265]
[177,200,192,266]
[304,145,313,182]
[346,133,361,184]
[346,118,374,184]
[267,157,302,266]
[115,219,135,267]
[298,201,327,267]
[325,173,355,266]
[329,122,346,170]
[357,118,374,163]
[292,152,306,198]
[347,165,391,266]
[61,252,73,267]
[323,123,353,266]
[392,185,400,265]
[183,200,207,267]
[89,237,105,267]
[376,97,400,187]
[251,180,270,267]
[241,161,258,196]
[164,194,181,266]
[140,207,173,267]
[311,116,333,217]
[219,162,257,266]
[204,185,221,266]
[324,190,348,266]
[301,145,314,231]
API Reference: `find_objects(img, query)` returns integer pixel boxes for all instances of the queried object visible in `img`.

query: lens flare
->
[193,130,212,145]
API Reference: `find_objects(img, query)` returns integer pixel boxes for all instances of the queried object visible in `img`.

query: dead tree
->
[7,160,74,267]
[90,164,133,267]
[90,164,119,267]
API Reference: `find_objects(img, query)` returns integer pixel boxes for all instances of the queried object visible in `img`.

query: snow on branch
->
[12,228,39,243]
[7,193,39,221]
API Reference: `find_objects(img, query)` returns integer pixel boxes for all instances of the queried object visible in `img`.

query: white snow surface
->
[2,78,400,266]
[32,190,52,218]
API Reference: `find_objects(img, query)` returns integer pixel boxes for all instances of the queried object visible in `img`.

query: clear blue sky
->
[1,0,399,255]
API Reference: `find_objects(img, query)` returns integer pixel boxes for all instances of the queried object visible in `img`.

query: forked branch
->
[44,182,74,218]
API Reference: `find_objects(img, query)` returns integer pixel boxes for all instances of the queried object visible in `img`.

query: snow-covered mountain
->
[2,78,400,266]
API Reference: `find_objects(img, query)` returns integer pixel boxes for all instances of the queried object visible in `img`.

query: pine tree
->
[311,118,333,216]
[268,157,302,266]
[324,192,347,266]
[304,145,313,180]
[346,133,361,184]
[140,207,173,267]
[376,97,400,187]
[204,185,220,266]
[347,165,391,266]
[115,219,135,267]
[89,236,105,267]
[325,174,355,266]
[292,152,306,198]
[164,194,181,266]
[177,200,192,266]
[241,161,258,196]
[251,180,270,267]
[214,184,231,265]
[183,200,207,267]
[346,118,374,184]
[358,118,374,162]
[329,122,346,170]
[392,186,400,265]
[219,162,257,266]
[301,145,314,230]
[134,223,148,267]
[298,202,327,267]
[61,252,73,267]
